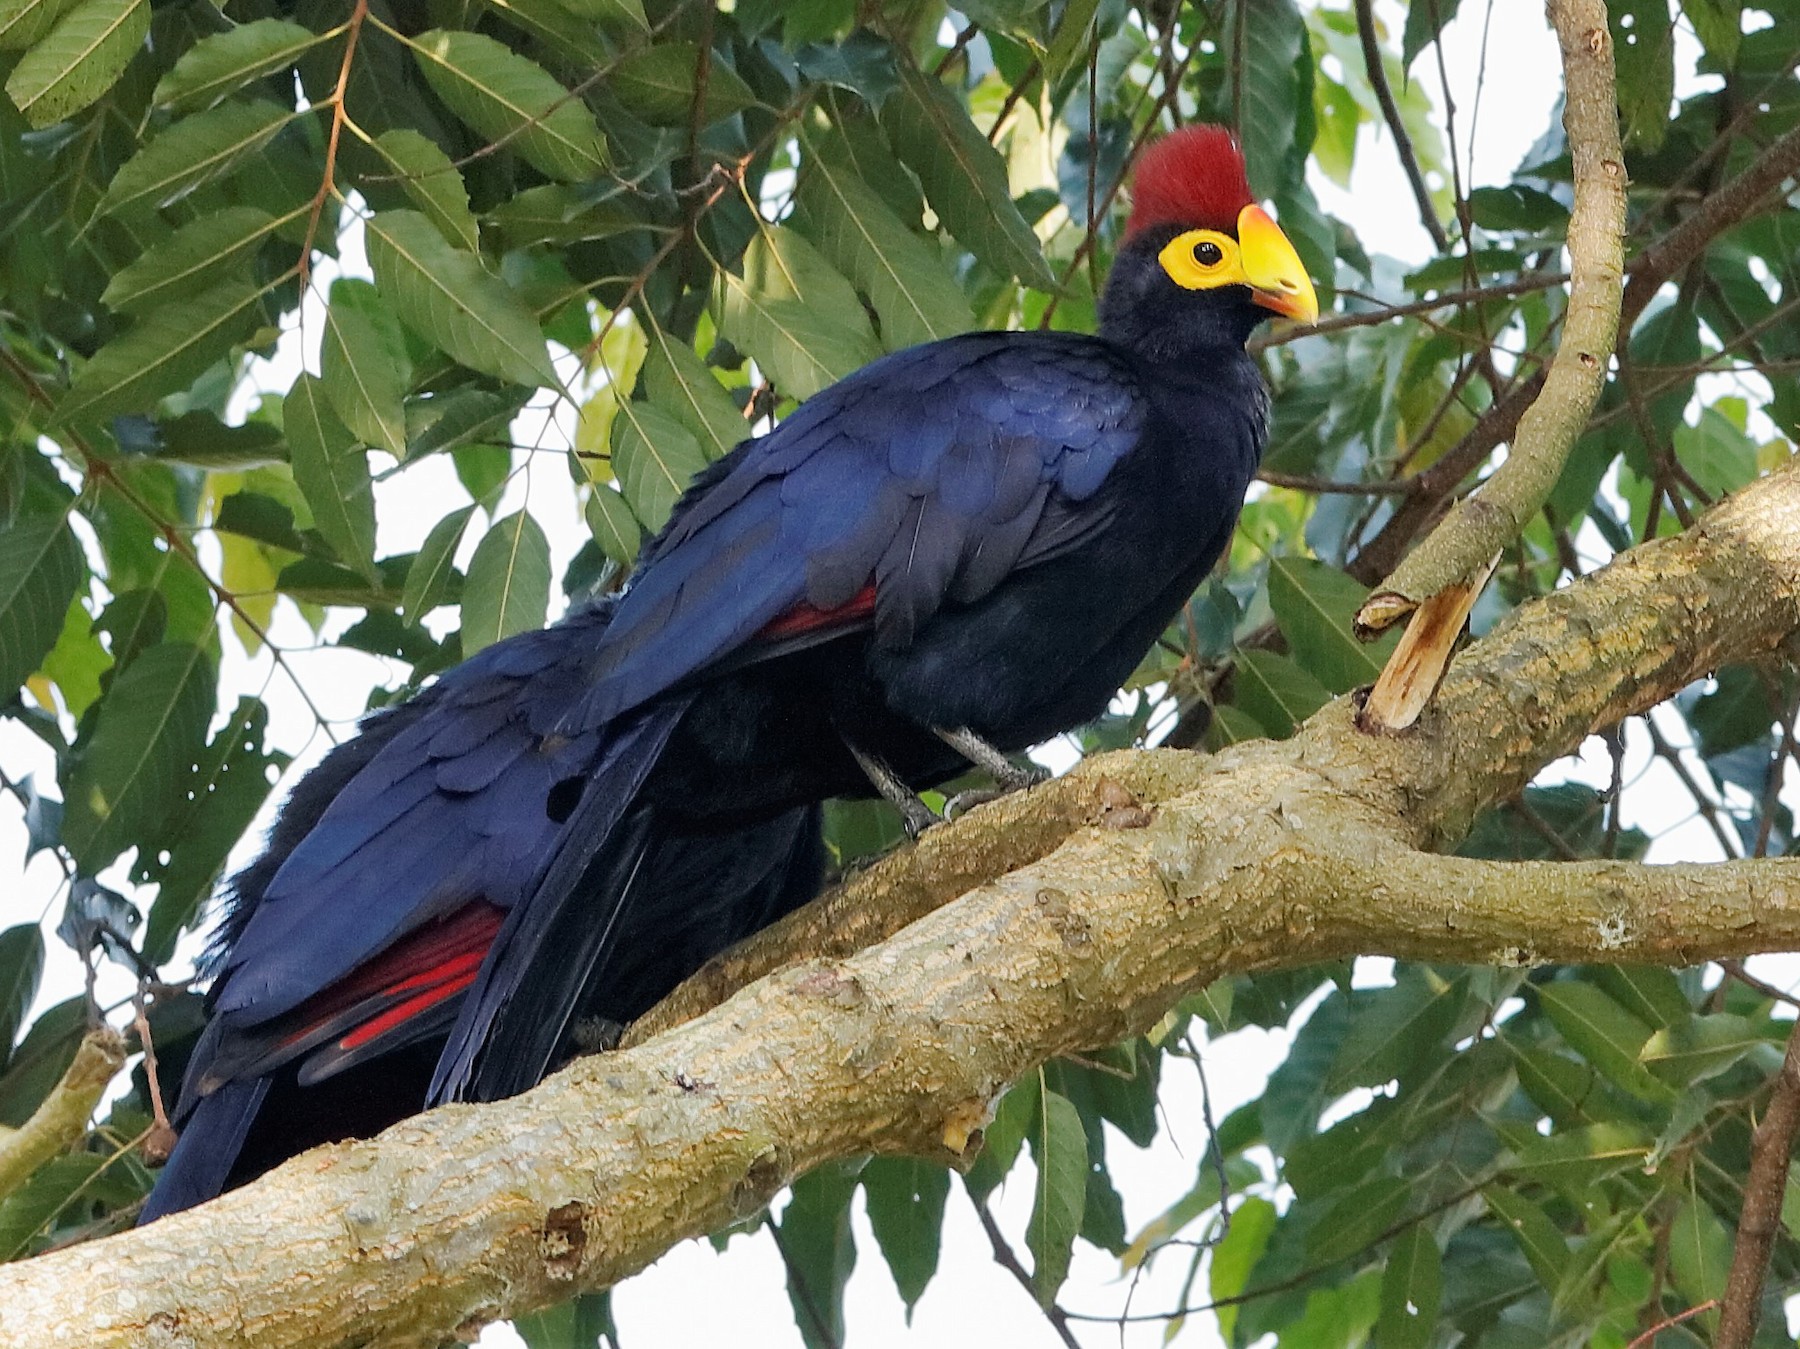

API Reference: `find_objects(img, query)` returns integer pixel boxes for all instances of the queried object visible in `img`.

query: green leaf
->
[401,504,474,621]
[715,225,881,399]
[583,482,642,565]
[1675,405,1758,499]
[1592,966,1690,1029]
[366,128,480,253]
[1234,0,1307,201]
[780,1165,858,1349]
[0,926,45,1059]
[366,210,557,388]
[1640,1013,1763,1087]
[101,206,288,315]
[0,1153,111,1257]
[1688,665,1776,758]
[102,99,295,216]
[1680,0,1741,65]
[1483,1185,1570,1295]
[1537,980,1675,1104]
[412,29,607,182]
[1267,556,1400,693]
[540,0,644,26]
[1231,648,1331,738]
[612,401,706,533]
[880,63,1055,289]
[138,697,285,963]
[1025,1087,1086,1306]
[286,374,376,579]
[861,1157,948,1315]
[610,41,757,126]
[513,1293,617,1349]
[462,509,549,654]
[1261,986,1348,1153]
[641,327,744,459]
[321,278,410,458]
[1611,0,1675,150]
[1328,970,1466,1091]
[1402,0,1464,70]
[1209,1196,1277,1344]
[4,0,144,126]
[792,143,972,351]
[0,515,83,699]
[0,1000,84,1125]
[59,278,265,424]
[62,642,216,873]
[1668,1197,1732,1308]
[0,0,79,53]
[1307,1174,1411,1264]
[1042,0,1101,81]
[152,18,321,113]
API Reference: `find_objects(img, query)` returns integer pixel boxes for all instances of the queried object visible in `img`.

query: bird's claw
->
[899,797,942,838]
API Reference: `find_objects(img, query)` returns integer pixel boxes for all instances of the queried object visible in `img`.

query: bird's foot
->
[898,796,943,838]
[934,726,1048,796]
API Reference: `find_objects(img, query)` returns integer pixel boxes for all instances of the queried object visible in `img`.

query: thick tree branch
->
[1362,0,1625,620]
[4,454,1798,1349]
[0,1030,125,1204]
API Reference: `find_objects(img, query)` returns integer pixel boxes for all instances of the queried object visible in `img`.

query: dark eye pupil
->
[1192,241,1223,267]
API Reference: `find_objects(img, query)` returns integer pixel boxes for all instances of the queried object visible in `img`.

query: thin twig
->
[1626,1299,1719,1349]
[1353,0,1448,251]
[972,1196,1082,1349]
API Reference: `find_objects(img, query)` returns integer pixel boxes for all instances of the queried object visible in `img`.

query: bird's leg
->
[845,741,940,837]
[935,725,1048,818]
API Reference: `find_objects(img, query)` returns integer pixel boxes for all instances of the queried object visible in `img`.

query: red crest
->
[1124,125,1254,238]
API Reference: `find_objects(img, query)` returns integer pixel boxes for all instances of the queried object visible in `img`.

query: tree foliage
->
[0,0,1798,1344]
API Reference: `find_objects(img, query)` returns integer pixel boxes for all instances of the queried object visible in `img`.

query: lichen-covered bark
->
[2,457,1797,1349]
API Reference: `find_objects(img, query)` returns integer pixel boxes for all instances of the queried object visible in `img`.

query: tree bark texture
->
[1,454,1798,1349]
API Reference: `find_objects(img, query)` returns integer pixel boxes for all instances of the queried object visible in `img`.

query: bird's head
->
[1099,126,1319,359]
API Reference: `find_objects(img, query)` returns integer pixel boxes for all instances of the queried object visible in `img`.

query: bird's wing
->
[186,602,682,1103]
[576,332,1146,723]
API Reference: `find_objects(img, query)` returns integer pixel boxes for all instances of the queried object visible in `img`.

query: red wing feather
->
[757,581,878,641]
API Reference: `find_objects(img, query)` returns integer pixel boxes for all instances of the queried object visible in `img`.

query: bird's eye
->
[1191,241,1224,267]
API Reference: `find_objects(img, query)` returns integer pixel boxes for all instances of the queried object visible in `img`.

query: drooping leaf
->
[61,642,216,873]
[0,515,83,699]
[412,29,608,182]
[1025,1087,1087,1306]
[320,278,411,458]
[1483,1185,1571,1295]
[641,327,744,459]
[611,401,706,533]
[1640,1013,1763,1087]
[1231,648,1331,738]
[1611,0,1675,151]
[0,926,45,1060]
[462,509,550,654]
[609,40,757,126]
[366,210,557,388]
[59,277,265,426]
[366,128,480,252]
[286,374,376,579]
[1235,0,1309,202]
[1537,980,1675,1104]
[715,226,881,399]
[102,99,295,216]
[3,0,146,127]
[583,482,642,565]
[139,698,285,963]
[1328,970,1467,1092]
[101,206,287,315]
[880,63,1055,289]
[512,1292,618,1349]
[792,143,972,351]
[401,504,474,621]
[861,1157,948,1315]
[1267,556,1401,694]
[1209,1196,1278,1344]
[152,18,322,113]
[780,1164,858,1349]
[1401,0,1464,70]
[0,1152,113,1258]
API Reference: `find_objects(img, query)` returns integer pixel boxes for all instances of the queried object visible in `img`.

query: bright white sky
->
[1,4,1793,1346]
